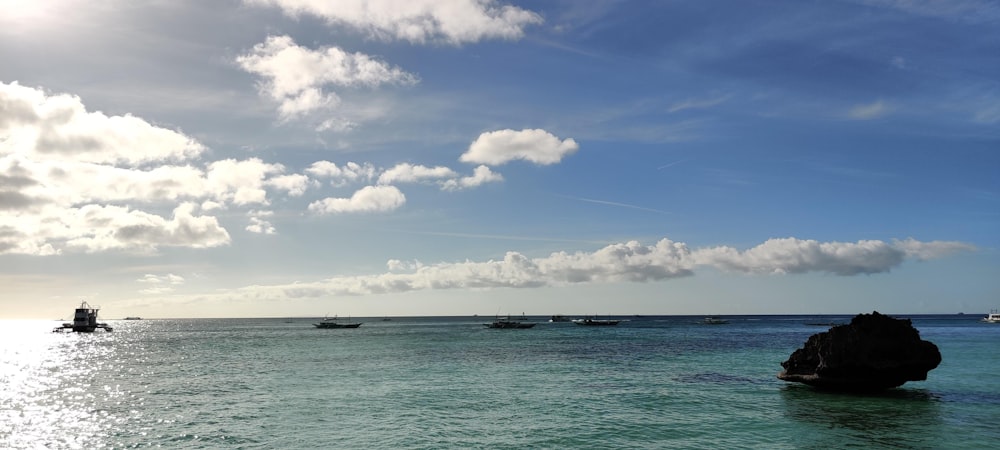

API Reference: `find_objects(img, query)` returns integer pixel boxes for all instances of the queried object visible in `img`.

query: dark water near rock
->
[2,315,998,448]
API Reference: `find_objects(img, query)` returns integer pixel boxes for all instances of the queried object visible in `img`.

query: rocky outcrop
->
[778,311,941,391]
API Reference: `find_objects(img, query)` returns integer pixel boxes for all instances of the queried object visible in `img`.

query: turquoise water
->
[2,315,998,448]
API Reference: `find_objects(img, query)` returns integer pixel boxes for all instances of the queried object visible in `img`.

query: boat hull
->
[484,321,535,329]
[572,319,620,326]
[314,322,362,329]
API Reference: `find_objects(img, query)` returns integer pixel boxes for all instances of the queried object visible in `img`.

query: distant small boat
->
[702,316,729,325]
[53,301,113,332]
[572,317,620,326]
[549,314,571,322]
[124,316,142,320]
[484,315,536,329]
[314,316,362,329]
[983,310,1000,323]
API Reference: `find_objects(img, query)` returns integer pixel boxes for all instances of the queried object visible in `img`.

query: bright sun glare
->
[0,0,57,23]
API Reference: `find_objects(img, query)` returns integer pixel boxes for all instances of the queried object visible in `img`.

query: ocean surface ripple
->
[2,315,997,448]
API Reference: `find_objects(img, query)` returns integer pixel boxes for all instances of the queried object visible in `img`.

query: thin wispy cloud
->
[657,159,691,170]
[564,196,670,215]
[848,100,890,120]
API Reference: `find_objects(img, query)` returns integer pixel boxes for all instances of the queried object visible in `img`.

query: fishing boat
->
[983,310,1000,323]
[572,317,620,326]
[702,316,729,325]
[52,301,114,332]
[313,316,362,329]
[484,315,536,329]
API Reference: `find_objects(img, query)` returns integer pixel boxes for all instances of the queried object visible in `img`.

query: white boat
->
[572,317,620,326]
[983,310,1000,323]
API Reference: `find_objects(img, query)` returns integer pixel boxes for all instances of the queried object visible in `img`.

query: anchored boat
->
[313,316,363,329]
[53,301,113,332]
[484,314,536,329]
[572,316,621,326]
[702,316,729,325]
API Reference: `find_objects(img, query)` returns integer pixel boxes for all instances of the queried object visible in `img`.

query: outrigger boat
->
[484,314,536,329]
[572,316,621,326]
[702,316,729,325]
[313,315,362,329]
[53,301,113,332]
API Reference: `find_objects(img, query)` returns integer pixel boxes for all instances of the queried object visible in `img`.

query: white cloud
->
[265,173,314,196]
[246,0,543,45]
[0,83,260,255]
[0,81,204,166]
[378,163,457,185]
[137,273,185,294]
[691,237,948,276]
[211,237,972,299]
[306,160,376,186]
[138,273,185,284]
[206,158,287,206]
[246,210,277,235]
[893,238,976,260]
[308,185,406,214]
[460,129,579,166]
[236,35,418,120]
[847,100,890,120]
[441,165,503,191]
[60,203,230,254]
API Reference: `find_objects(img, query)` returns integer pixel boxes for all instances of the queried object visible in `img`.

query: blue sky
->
[1,0,996,319]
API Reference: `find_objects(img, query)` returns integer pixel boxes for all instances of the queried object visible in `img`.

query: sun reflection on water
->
[0,320,134,448]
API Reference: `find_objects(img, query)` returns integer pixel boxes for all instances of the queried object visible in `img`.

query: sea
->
[2,314,998,449]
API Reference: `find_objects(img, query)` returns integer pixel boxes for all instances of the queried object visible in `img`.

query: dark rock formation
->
[778,311,941,391]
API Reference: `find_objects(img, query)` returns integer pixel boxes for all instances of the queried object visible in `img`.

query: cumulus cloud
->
[246,0,543,45]
[211,237,973,299]
[378,163,457,185]
[0,82,333,255]
[57,203,231,254]
[246,210,277,235]
[236,35,417,121]
[206,158,288,206]
[690,237,970,276]
[265,173,314,196]
[440,165,503,191]
[0,81,204,165]
[460,129,579,166]
[306,161,376,186]
[308,185,406,214]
